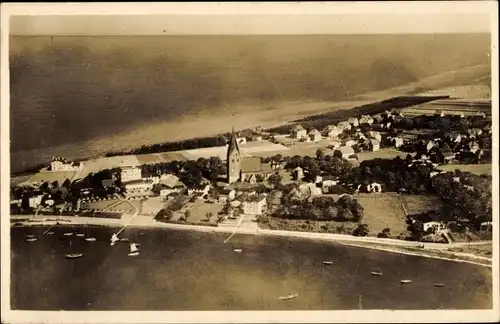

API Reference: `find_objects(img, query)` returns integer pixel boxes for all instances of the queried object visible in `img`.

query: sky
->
[4,2,495,35]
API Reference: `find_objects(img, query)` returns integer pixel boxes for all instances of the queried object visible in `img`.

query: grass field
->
[185,199,223,224]
[436,164,492,176]
[21,171,76,186]
[355,192,408,237]
[401,194,443,215]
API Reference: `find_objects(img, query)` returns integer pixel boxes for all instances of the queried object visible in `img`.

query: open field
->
[20,171,77,186]
[182,140,289,161]
[355,192,408,237]
[185,199,223,225]
[401,194,443,215]
[436,164,492,176]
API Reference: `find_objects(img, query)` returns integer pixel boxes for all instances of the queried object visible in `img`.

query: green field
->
[437,164,492,176]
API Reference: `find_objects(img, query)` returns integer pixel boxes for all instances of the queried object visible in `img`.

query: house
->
[393,137,404,148]
[412,213,446,233]
[28,194,44,209]
[218,188,236,204]
[384,122,392,129]
[159,174,182,188]
[337,121,352,132]
[372,114,383,123]
[442,152,456,163]
[187,184,211,197]
[369,131,382,142]
[50,157,83,172]
[124,179,154,195]
[344,139,356,147]
[366,182,382,193]
[359,115,374,125]
[121,166,142,183]
[293,166,304,181]
[337,146,355,159]
[469,141,480,154]
[426,140,436,152]
[467,128,483,138]
[308,129,322,142]
[325,125,342,138]
[242,195,267,215]
[369,139,380,152]
[291,125,307,139]
[321,176,338,189]
[328,140,341,149]
[480,221,492,232]
[347,117,359,127]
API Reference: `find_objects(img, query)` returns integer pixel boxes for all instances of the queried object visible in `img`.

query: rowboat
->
[323,261,334,265]
[128,243,140,256]
[233,249,242,253]
[26,238,37,242]
[128,252,140,257]
[76,233,85,237]
[433,283,444,287]
[63,232,74,236]
[371,272,383,276]
[400,280,412,284]
[120,238,130,242]
[65,253,83,259]
[46,232,54,235]
[279,293,298,301]
[85,237,96,242]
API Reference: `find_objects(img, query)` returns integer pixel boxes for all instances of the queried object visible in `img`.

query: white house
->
[369,131,382,143]
[321,176,338,188]
[293,166,304,181]
[187,184,211,197]
[28,194,43,209]
[369,139,380,152]
[366,182,382,193]
[325,125,342,138]
[242,195,267,215]
[347,117,359,127]
[124,180,154,195]
[394,137,404,148]
[291,125,307,139]
[121,166,142,183]
[338,146,355,159]
[308,129,322,142]
[50,157,83,172]
[337,121,352,131]
[423,221,446,233]
[359,115,374,125]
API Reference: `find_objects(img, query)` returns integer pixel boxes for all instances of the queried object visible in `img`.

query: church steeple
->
[227,126,241,183]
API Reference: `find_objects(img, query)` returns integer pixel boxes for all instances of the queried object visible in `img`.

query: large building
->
[227,128,273,184]
[50,157,83,172]
[120,166,142,183]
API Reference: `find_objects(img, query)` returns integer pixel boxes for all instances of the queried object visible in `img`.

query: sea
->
[10,226,492,310]
[9,34,491,172]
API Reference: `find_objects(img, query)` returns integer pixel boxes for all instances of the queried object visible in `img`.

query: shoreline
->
[11,215,492,268]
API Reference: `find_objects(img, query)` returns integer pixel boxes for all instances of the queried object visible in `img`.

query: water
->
[10,226,492,310]
[9,34,490,171]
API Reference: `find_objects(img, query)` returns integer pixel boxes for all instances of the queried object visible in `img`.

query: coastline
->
[11,215,492,268]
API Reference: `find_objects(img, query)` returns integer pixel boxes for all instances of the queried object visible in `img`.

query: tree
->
[377,227,391,238]
[333,150,343,159]
[205,212,213,222]
[353,224,369,237]
[316,148,325,160]
[268,173,283,188]
[183,210,191,221]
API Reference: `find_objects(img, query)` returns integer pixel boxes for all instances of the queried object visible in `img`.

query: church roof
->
[227,127,240,157]
[241,157,262,173]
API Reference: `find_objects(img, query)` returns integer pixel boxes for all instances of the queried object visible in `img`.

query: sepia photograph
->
[1,2,499,323]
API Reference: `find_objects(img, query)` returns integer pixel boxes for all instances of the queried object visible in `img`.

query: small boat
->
[279,293,298,301]
[85,237,96,242]
[371,272,383,276]
[128,252,140,257]
[25,234,36,238]
[128,242,140,256]
[65,253,83,259]
[323,261,334,265]
[433,283,444,287]
[46,232,55,235]
[233,249,243,253]
[76,233,85,237]
[120,238,130,242]
[400,280,412,284]
[63,232,74,236]
[110,233,120,246]
[26,238,37,242]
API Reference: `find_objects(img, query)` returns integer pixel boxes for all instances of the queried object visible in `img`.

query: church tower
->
[227,127,241,183]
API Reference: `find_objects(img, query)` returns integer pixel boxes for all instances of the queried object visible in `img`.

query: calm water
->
[10,226,492,310]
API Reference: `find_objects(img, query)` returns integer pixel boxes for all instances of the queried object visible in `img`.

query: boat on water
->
[323,261,334,265]
[25,237,37,242]
[371,272,383,276]
[279,293,298,301]
[400,280,412,284]
[63,232,74,236]
[233,249,242,253]
[76,233,85,237]
[46,232,54,235]
[25,234,36,238]
[434,283,444,287]
[128,243,140,256]
[120,238,130,242]
[65,239,83,259]
[110,233,120,246]
[85,237,96,242]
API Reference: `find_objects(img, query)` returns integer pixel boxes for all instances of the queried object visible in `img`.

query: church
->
[227,128,273,184]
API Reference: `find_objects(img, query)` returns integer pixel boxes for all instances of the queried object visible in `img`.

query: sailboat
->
[323,261,334,265]
[65,239,83,259]
[63,232,74,236]
[128,242,140,256]
[110,233,119,246]
[279,293,298,301]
